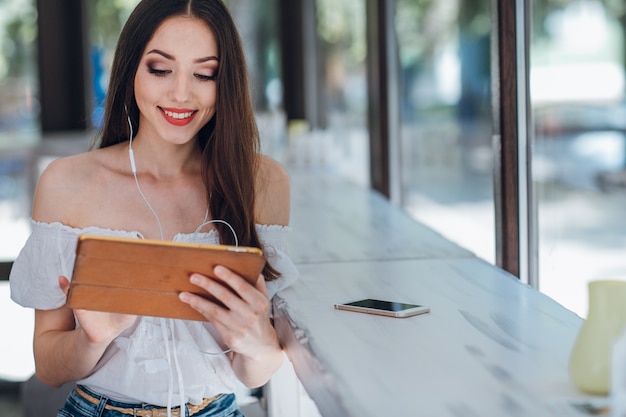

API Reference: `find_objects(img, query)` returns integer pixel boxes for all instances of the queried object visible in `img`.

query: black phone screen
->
[343,299,422,312]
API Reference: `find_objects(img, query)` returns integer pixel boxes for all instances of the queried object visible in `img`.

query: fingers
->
[178,267,277,356]
[199,266,268,308]
[255,274,269,298]
[213,266,263,303]
[191,271,247,312]
[179,267,270,324]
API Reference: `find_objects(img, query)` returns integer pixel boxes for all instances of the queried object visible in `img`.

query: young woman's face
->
[134,16,219,145]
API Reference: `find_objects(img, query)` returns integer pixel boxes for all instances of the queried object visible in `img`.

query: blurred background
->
[1,0,626,389]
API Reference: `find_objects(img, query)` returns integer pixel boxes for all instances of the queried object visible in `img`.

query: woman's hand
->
[32,276,138,387]
[178,266,284,387]
[59,276,137,346]
[178,266,280,360]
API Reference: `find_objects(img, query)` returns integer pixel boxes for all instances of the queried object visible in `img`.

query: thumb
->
[58,275,70,296]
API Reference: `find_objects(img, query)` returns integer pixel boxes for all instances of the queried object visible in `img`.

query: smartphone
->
[334,298,430,318]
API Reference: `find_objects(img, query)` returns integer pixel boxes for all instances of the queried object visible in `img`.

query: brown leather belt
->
[74,385,219,417]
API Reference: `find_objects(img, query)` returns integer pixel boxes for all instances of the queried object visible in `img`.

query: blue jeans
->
[57,385,245,417]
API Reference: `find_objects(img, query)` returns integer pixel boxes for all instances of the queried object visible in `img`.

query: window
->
[88,0,140,127]
[531,0,626,317]
[396,0,495,263]
[0,0,38,261]
[315,0,369,184]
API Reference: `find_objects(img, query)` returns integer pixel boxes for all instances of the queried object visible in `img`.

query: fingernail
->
[179,293,190,302]
[190,275,200,284]
[214,265,226,276]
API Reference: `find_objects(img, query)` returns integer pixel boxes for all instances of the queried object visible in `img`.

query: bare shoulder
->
[32,149,113,224]
[254,155,290,226]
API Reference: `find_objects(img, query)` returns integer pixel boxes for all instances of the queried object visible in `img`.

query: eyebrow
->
[146,49,219,63]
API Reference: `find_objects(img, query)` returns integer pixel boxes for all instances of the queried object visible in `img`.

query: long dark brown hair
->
[95,0,279,280]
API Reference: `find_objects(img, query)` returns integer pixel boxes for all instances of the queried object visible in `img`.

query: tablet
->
[66,234,266,321]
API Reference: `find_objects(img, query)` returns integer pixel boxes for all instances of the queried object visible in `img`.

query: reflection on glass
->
[532,0,626,317]
[396,0,495,263]
[314,0,369,183]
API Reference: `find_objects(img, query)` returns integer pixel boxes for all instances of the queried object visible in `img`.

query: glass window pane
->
[531,0,626,317]
[397,0,495,263]
[0,0,39,261]
[89,0,140,128]
[0,0,39,140]
[226,0,285,155]
[313,0,369,184]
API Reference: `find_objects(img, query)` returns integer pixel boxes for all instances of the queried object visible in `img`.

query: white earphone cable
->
[127,115,165,241]
[126,115,235,365]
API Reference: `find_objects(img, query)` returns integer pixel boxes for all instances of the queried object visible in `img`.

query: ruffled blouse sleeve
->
[256,225,299,299]
[9,221,80,310]
[10,222,299,309]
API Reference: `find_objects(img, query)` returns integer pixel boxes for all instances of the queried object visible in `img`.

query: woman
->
[9,1,298,416]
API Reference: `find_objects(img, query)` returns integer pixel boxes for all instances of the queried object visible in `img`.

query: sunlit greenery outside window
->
[0,0,38,145]
[531,0,626,317]
[317,0,367,119]
[396,0,495,263]
[315,0,369,183]
[0,0,38,261]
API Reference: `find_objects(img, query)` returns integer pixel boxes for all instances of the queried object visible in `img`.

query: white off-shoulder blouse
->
[9,220,299,406]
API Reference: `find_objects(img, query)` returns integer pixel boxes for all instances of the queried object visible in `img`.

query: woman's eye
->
[195,73,217,81]
[148,67,170,76]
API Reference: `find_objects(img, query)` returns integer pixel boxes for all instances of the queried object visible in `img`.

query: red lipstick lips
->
[160,107,197,126]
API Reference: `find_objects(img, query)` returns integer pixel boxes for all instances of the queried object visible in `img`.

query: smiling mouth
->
[160,108,197,126]
[162,109,195,119]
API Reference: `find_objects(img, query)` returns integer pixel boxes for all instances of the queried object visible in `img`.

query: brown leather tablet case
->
[66,234,266,321]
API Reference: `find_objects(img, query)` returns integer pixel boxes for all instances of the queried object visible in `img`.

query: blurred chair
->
[20,375,73,417]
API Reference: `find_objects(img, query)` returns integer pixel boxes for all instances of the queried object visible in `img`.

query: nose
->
[170,71,192,103]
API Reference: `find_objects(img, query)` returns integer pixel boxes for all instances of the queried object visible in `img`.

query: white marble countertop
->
[273,170,602,417]
[287,171,474,264]
[273,257,595,417]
